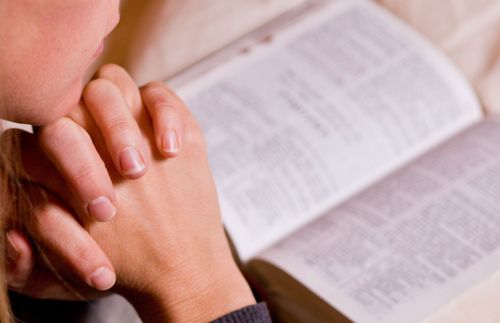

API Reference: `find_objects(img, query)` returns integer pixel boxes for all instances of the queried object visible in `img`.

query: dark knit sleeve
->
[211,303,272,323]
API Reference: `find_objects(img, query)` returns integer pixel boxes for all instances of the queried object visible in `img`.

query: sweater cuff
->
[211,303,272,323]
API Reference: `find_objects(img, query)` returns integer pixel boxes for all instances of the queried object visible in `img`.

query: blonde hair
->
[0,135,14,322]
[0,128,27,323]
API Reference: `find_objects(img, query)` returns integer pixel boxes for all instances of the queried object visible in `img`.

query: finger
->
[9,265,84,301]
[0,129,76,211]
[6,229,34,289]
[37,119,117,222]
[13,130,74,204]
[141,82,185,157]
[66,102,111,160]
[83,78,148,179]
[95,64,142,116]
[6,229,98,300]
[25,188,116,291]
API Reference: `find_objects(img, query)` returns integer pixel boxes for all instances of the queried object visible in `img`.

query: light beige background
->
[103,0,500,115]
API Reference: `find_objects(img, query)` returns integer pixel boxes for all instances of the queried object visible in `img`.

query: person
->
[0,0,272,322]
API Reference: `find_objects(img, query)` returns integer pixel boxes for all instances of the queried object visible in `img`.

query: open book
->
[176,1,500,322]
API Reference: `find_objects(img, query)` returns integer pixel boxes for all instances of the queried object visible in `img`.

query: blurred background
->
[100,0,500,115]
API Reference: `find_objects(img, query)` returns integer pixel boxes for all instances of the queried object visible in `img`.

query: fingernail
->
[89,267,116,291]
[162,129,180,155]
[88,196,117,222]
[119,147,146,177]
[6,231,21,264]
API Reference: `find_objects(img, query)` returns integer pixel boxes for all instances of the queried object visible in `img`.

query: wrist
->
[124,258,256,322]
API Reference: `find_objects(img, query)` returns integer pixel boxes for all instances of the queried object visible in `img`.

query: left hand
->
[38,64,186,222]
[4,65,186,299]
[8,85,255,322]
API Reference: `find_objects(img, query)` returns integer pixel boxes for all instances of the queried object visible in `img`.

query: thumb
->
[6,229,76,300]
[6,229,34,290]
[6,229,108,301]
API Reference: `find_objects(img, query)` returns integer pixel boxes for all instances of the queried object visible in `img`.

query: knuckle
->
[142,82,172,106]
[184,121,206,151]
[38,117,77,148]
[96,63,126,78]
[31,204,99,270]
[71,163,99,184]
[142,81,165,94]
[72,243,97,265]
[83,78,116,102]
[97,64,142,108]
[106,115,134,135]
[32,205,64,236]
[141,82,193,119]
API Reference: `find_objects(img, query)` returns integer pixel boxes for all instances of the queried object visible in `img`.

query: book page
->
[177,0,482,260]
[258,119,500,323]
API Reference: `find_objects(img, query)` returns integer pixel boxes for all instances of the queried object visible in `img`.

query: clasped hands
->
[3,65,254,321]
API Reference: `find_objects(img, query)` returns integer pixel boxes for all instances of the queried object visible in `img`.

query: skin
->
[0,0,120,125]
[0,0,186,292]
[0,0,256,321]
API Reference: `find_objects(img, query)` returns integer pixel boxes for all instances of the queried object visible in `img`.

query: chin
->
[11,109,68,127]
[14,92,81,127]
[1,75,84,126]
[36,80,83,126]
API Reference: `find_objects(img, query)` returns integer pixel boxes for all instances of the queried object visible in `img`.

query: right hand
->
[5,64,186,297]
[15,83,256,321]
